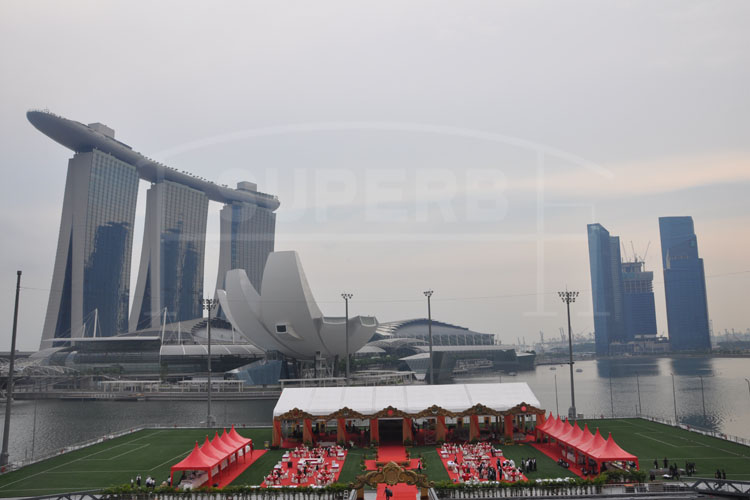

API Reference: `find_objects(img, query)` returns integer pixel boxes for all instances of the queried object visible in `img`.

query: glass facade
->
[659,216,711,351]
[621,261,658,339]
[587,223,627,355]
[217,201,276,293]
[44,150,139,341]
[132,180,209,330]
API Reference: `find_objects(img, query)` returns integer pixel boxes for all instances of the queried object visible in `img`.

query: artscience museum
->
[218,251,378,362]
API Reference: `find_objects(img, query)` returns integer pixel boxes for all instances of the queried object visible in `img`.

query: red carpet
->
[220,450,267,488]
[529,442,586,479]
[377,482,417,500]
[365,445,420,471]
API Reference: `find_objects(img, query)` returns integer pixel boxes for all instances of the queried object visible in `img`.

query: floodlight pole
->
[424,290,434,385]
[558,290,578,419]
[0,271,21,466]
[636,373,642,415]
[341,293,353,381]
[201,298,216,428]
[671,373,678,424]
[699,376,707,427]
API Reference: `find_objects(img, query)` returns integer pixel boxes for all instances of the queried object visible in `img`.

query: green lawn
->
[0,427,271,498]
[578,419,750,481]
[500,443,576,480]
[2,419,748,497]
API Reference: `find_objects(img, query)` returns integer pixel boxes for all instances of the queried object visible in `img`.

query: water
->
[1,356,749,464]
[457,356,750,440]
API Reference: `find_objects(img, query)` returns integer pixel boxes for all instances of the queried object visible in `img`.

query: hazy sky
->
[1,1,749,351]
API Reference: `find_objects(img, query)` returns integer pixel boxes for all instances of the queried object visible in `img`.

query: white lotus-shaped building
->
[217,251,378,360]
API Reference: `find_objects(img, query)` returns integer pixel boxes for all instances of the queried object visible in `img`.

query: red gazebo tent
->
[591,432,639,470]
[170,442,219,487]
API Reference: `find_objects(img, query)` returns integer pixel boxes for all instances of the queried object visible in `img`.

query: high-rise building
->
[129,180,210,330]
[215,181,276,295]
[28,110,280,348]
[659,216,711,351]
[621,260,658,340]
[587,223,627,354]
[41,148,139,345]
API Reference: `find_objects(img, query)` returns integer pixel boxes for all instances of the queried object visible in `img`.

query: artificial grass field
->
[577,419,750,481]
[1,419,748,497]
[0,427,272,498]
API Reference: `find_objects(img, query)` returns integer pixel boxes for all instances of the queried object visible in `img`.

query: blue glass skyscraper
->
[621,260,658,340]
[659,216,711,351]
[587,223,628,354]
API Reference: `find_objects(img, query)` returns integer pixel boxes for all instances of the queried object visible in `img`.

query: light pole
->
[1,271,22,466]
[558,290,579,419]
[671,373,678,425]
[201,298,216,428]
[636,373,642,416]
[341,293,353,381]
[609,369,615,418]
[745,378,750,402]
[699,376,707,427]
[554,373,559,416]
[424,290,434,385]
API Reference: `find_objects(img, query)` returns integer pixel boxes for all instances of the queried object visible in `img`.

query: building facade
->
[621,260,658,340]
[659,216,711,351]
[587,223,627,355]
[130,180,210,330]
[215,182,276,296]
[41,149,140,345]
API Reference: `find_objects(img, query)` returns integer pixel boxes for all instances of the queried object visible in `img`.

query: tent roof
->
[580,428,607,456]
[230,425,251,445]
[568,423,593,450]
[273,382,540,417]
[593,433,638,461]
[171,442,216,471]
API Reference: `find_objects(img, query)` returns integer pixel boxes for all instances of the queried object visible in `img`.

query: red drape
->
[370,419,379,443]
[436,415,446,441]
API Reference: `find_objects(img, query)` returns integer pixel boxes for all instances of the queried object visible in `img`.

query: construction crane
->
[539,330,545,344]
[559,327,566,341]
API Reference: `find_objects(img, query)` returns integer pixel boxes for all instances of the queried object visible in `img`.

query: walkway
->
[368,445,419,500]
[221,449,267,488]
[530,442,586,479]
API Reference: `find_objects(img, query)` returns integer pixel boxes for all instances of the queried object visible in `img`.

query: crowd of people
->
[439,442,527,483]
[264,444,345,487]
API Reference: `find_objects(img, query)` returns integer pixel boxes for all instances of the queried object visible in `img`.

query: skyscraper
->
[659,216,711,351]
[41,148,139,345]
[129,180,210,330]
[28,110,280,347]
[587,223,627,354]
[215,181,276,295]
[621,260,658,340]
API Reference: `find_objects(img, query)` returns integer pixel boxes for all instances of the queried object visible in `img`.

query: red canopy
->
[202,436,227,462]
[568,423,593,451]
[221,429,244,452]
[230,425,251,446]
[544,416,564,437]
[536,412,554,432]
[170,442,219,486]
[211,432,236,455]
[556,420,579,444]
[593,433,638,462]
[579,428,607,456]
[561,422,584,447]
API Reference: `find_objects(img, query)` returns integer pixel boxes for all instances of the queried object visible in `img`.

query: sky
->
[1,1,749,351]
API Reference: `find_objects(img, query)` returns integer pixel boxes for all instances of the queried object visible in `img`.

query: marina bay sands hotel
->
[27,110,280,347]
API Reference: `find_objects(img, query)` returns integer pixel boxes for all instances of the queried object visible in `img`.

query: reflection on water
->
[1,357,749,464]
[458,357,750,441]
[0,399,276,464]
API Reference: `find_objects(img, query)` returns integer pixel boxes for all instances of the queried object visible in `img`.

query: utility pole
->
[424,290,434,385]
[1,271,22,466]
[201,298,215,428]
[636,373,642,416]
[341,293,353,381]
[699,376,707,427]
[554,373,559,416]
[558,290,578,419]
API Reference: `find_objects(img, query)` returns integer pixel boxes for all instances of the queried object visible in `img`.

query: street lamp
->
[341,293,353,381]
[699,376,707,427]
[636,373,642,416]
[424,290,434,385]
[201,298,216,428]
[0,271,22,466]
[558,290,578,419]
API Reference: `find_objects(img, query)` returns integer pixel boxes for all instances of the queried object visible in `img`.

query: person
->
[722,470,726,480]
[654,459,659,469]
[385,487,393,500]
[715,469,721,479]
[130,478,134,488]
[663,457,668,468]
[417,460,422,474]
[136,474,141,487]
